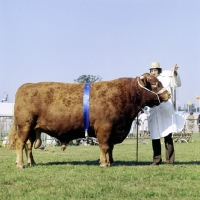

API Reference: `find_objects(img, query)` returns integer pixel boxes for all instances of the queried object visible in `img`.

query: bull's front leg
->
[99,143,109,167]
[97,126,113,167]
[106,144,115,166]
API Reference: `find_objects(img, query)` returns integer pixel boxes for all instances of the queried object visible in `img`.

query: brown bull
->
[9,73,170,168]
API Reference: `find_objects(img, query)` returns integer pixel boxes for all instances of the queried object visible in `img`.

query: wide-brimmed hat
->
[149,62,162,70]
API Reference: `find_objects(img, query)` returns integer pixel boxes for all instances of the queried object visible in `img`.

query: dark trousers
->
[152,133,175,164]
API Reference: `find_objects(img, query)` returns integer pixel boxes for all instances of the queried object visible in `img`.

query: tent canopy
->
[0,103,14,117]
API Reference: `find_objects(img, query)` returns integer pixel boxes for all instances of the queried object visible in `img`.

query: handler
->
[148,62,185,165]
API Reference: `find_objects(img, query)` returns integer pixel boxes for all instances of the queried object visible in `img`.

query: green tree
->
[74,75,102,83]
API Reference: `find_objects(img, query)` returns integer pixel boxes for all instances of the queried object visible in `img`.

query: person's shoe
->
[150,159,162,166]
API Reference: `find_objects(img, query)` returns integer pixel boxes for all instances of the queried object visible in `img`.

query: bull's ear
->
[140,76,144,79]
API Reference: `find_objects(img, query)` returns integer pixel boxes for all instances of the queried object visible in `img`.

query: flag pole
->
[199,101,200,112]
[196,101,197,113]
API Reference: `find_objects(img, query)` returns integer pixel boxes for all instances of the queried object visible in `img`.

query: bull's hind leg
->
[24,129,41,167]
[15,126,31,169]
[25,138,36,167]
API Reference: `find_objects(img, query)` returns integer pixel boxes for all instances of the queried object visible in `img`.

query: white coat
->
[148,70,185,139]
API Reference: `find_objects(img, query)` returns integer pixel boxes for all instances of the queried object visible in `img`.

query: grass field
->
[1,137,200,200]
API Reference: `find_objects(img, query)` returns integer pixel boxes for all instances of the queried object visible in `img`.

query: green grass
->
[1,137,200,200]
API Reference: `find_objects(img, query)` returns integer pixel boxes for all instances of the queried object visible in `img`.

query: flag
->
[188,100,192,106]
[1,92,8,102]
[196,95,200,101]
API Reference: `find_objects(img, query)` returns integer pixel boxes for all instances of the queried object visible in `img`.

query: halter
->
[137,78,167,104]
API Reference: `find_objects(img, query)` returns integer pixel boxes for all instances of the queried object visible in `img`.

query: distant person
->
[148,62,185,165]
[138,108,149,138]
[198,115,200,132]
[187,112,195,134]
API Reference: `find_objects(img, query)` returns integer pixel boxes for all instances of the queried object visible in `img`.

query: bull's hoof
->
[108,162,115,167]
[17,164,25,169]
[27,162,36,167]
[100,163,109,167]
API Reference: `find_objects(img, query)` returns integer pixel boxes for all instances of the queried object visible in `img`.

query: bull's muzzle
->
[160,91,170,102]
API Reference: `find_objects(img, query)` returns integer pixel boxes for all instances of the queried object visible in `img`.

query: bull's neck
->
[132,77,146,107]
[127,78,146,120]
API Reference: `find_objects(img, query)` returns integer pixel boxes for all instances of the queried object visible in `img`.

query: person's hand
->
[174,64,179,71]
[173,64,179,76]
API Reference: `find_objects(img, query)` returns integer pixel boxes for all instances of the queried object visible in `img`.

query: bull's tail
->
[8,123,18,150]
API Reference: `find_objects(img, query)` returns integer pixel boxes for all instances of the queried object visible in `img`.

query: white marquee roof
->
[0,103,14,116]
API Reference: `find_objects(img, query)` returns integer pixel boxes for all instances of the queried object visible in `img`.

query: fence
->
[0,116,13,141]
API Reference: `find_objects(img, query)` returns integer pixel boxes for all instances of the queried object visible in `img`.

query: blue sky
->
[0,0,200,108]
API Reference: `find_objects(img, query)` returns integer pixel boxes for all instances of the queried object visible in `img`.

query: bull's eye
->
[147,77,151,81]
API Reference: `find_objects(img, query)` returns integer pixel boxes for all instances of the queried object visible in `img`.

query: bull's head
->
[138,73,170,107]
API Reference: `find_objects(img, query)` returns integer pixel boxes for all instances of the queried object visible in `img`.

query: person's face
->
[150,69,159,77]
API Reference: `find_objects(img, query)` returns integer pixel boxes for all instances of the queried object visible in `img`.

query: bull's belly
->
[35,117,82,134]
[38,126,96,143]
[110,132,129,144]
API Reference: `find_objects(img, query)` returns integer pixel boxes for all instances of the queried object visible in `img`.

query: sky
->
[0,0,200,108]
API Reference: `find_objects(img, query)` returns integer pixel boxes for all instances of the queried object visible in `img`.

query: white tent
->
[0,103,14,116]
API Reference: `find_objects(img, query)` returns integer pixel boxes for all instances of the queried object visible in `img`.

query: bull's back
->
[14,82,84,128]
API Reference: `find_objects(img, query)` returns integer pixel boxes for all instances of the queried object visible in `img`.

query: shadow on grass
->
[36,160,200,167]
[37,160,99,166]
[110,160,200,166]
